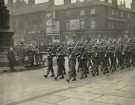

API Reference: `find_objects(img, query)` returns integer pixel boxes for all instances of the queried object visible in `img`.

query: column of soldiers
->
[44,38,135,83]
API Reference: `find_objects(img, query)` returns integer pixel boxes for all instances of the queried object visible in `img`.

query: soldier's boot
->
[91,69,95,76]
[63,71,66,75]
[54,75,58,80]
[91,71,95,76]
[44,75,48,78]
[72,75,77,81]
[84,70,88,78]
[50,75,55,77]
[77,68,80,72]
[97,71,99,76]
[72,78,76,81]
[103,68,106,75]
[96,67,99,76]
[59,75,64,79]
[66,74,72,83]
[44,70,49,78]
[85,74,87,78]
[66,79,70,83]
[50,70,55,77]
[80,73,84,79]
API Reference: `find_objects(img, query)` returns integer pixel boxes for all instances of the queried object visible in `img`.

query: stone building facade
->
[8,0,135,45]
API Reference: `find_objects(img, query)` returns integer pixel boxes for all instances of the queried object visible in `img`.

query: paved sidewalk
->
[0,67,135,105]
[0,67,24,72]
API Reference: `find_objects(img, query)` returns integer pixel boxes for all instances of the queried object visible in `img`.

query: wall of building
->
[8,0,135,44]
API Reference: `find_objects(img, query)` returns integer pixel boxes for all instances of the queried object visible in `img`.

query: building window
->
[46,13,52,18]
[71,0,77,3]
[46,19,53,26]
[90,19,96,29]
[108,0,112,4]
[112,9,115,16]
[46,20,60,33]
[80,19,85,29]
[80,0,84,2]
[121,11,124,17]
[111,23,114,29]
[66,11,70,17]
[90,8,96,15]
[69,19,80,30]
[108,22,112,29]
[66,21,70,31]
[71,0,84,3]
[128,14,130,18]
[80,10,85,16]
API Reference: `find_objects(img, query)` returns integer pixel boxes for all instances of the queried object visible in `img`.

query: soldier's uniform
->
[80,53,88,79]
[98,46,105,73]
[44,53,54,78]
[116,46,122,69]
[61,54,66,75]
[55,54,65,80]
[125,47,132,68]
[102,47,109,74]
[120,45,126,69]
[77,54,82,73]
[91,48,99,76]
[87,50,93,68]
[67,54,77,82]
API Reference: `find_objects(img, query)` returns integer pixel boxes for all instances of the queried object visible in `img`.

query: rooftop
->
[8,0,135,16]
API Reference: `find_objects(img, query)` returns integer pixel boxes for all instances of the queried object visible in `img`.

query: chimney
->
[112,0,118,7]
[28,0,35,6]
[64,0,71,5]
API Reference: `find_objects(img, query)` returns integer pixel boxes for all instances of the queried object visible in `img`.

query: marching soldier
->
[44,53,55,78]
[80,52,88,79]
[121,45,126,69]
[102,47,109,74]
[124,47,130,68]
[55,54,65,80]
[77,53,82,73]
[67,53,77,83]
[61,53,66,75]
[91,47,99,76]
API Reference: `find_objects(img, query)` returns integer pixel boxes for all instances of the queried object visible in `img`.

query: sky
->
[5,0,132,8]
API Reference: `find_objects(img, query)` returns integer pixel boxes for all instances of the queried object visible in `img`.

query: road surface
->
[0,66,135,105]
